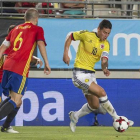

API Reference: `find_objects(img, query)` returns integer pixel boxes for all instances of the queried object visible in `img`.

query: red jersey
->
[0,48,10,83]
[4,22,46,77]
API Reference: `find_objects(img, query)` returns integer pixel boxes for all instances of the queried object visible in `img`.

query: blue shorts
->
[2,70,28,95]
[0,83,2,97]
[0,83,9,99]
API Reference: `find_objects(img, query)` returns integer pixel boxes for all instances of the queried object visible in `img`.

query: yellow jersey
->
[72,30,110,72]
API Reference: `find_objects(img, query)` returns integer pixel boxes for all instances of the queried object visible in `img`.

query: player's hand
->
[44,64,51,75]
[63,54,70,66]
[103,69,110,77]
[35,58,43,68]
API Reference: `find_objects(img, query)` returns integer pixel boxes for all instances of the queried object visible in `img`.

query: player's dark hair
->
[25,8,39,21]
[98,19,112,30]
[7,25,16,34]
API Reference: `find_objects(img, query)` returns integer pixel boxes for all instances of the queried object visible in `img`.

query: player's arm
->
[101,42,110,77]
[101,56,108,69]
[101,51,110,77]
[63,31,85,66]
[101,57,110,76]
[31,56,43,68]
[37,41,51,75]
[0,40,10,59]
[63,33,73,66]
[0,27,13,59]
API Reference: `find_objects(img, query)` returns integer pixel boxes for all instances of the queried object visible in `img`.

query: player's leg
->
[70,70,115,132]
[0,88,11,109]
[92,104,107,115]
[69,70,99,132]
[88,84,134,126]
[0,71,18,120]
[0,95,20,133]
[71,95,98,120]
[0,97,11,108]
[2,107,20,129]
[1,91,23,133]
[0,83,20,133]
[0,71,27,133]
[69,103,95,132]
[69,93,106,128]
[72,94,107,126]
[1,92,21,133]
[89,82,134,126]
[1,93,22,133]
[91,103,107,126]
[86,93,107,126]
[88,82,119,119]
[70,70,103,119]
[92,113,99,126]
[69,94,102,132]
[1,96,21,133]
[0,90,22,120]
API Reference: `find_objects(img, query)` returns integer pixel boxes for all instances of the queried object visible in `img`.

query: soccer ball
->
[113,116,129,132]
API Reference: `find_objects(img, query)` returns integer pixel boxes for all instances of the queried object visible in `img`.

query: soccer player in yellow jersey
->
[63,19,134,132]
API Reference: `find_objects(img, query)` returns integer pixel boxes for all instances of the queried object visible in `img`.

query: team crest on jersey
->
[85,79,89,82]
[100,44,104,49]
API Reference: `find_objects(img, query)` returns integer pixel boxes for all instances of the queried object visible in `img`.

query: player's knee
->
[14,100,22,107]
[88,102,99,110]
[17,100,22,107]
[100,89,106,97]
[17,101,22,107]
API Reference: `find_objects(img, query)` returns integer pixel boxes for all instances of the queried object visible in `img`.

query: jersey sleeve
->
[72,30,87,41]
[101,41,110,60]
[5,30,12,41]
[3,30,12,47]
[37,27,47,46]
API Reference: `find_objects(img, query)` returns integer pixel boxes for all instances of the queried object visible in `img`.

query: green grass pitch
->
[0,126,139,140]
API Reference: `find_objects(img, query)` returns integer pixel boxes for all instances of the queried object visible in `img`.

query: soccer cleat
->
[1,126,19,133]
[128,120,134,127]
[69,111,78,132]
[92,113,99,126]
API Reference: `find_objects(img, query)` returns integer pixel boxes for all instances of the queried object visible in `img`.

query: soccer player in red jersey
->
[0,8,51,131]
[0,25,20,133]
[0,54,43,133]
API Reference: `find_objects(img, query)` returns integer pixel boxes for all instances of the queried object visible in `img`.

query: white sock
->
[74,103,96,121]
[93,104,107,115]
[99,95,119,119]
